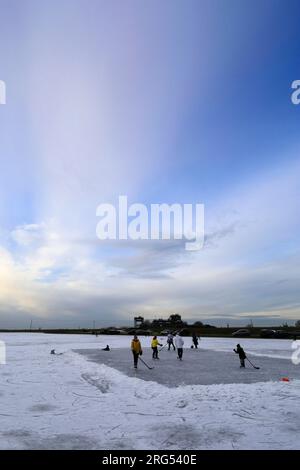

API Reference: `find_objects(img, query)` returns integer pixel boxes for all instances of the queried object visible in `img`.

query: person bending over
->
[234,344,246,368]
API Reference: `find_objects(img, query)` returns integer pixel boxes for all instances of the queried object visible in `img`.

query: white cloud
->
[11,223,47,246]
[0,156,300,327]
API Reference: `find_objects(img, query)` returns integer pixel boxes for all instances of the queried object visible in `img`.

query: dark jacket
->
[234,345,246,359]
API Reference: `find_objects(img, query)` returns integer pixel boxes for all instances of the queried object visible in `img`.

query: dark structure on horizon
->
[133,313,188,330]
[134,316,144,328]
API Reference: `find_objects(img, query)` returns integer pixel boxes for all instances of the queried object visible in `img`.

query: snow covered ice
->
[1,333,300,450]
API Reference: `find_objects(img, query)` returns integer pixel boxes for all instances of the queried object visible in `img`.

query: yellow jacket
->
[131,339,142,354]
[151,338,161,348]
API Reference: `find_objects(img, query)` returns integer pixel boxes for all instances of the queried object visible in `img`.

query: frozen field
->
[0,333,300,450]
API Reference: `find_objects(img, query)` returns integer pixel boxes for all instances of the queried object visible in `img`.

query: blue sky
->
[0,0,300,328]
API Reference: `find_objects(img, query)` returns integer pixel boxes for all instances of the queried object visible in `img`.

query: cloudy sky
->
[0,0,300,328]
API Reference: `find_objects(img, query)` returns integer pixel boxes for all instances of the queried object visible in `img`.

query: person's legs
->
[133,352,138,368]
[168,342,171,350]
[178,348,183,360]
[172,341,175,350]
[152,347,155,359]
[240,358,245,368]
[154,347,158,359]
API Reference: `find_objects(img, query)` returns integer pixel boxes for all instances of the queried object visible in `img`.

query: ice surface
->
[0,333,300,450]
[75,347,300,386]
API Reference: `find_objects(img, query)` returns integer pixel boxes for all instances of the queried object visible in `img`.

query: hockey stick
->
[246,357,260,369]
[138,356,154,370]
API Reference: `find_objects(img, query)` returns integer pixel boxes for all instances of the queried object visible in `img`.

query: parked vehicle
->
[160,330,170,335]
[273,330,290,339]
[232,329,250,337]
[260,329,276,338]
[292,331,300,339]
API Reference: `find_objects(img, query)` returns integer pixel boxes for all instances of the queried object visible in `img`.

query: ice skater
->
[50,349,63,355]
[234,344,247,368]
[167,332,176,351]
[192,333,199,349]
[151,336,162,359]
[131,335,143,369]
[175,333,184,360]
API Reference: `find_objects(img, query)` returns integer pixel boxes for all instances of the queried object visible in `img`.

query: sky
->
[0,0,300,328]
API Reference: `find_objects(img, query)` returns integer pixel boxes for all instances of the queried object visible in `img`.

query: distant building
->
[134,316,144,328]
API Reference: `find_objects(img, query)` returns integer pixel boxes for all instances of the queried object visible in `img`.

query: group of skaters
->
[130,332,200,369]
[131,334,248,370]
[99,333,248,370]
[165,332,199,352]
